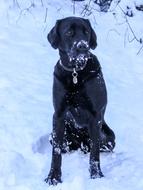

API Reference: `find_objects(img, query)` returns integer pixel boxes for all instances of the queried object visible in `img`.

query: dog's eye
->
[84,30,89,35]
[65,30,74,36]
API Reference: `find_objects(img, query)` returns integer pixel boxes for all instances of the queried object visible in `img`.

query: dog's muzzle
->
[76,40,89,52]
[68,40,90,69]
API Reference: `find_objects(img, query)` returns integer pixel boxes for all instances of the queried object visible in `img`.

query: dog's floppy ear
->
[85,19,97,49]
[47,20,60,49]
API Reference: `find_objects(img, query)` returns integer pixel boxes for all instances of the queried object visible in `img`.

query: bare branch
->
[16,2,35,23]
[137,45,143,55]
[44,8,48,23]
[13,0,20,8]
[124,27,128,47]
[81,0,92,17]
[72,0,76,15]
[118,5,143,44]
[41,0,44,7]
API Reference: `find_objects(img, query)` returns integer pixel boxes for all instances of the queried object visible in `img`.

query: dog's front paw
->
[90,169,104,179]
[89,161,104,179]
[45,177,62,186]
[45,169,62,185]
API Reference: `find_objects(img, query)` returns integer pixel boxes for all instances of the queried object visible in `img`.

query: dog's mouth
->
[67,51,90,70]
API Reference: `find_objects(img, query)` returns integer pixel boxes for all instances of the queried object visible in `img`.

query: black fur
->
[45,17,115,185]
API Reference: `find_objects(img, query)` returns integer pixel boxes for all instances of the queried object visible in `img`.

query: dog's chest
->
[66,89,82,107]
[65,80,88,107]
[65,84,92,128]
[63,70,95,111]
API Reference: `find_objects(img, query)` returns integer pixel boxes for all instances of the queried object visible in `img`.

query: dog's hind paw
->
[100,140,115,152]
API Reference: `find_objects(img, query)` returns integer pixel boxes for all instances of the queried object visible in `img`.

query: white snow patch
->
[0,0,143,190]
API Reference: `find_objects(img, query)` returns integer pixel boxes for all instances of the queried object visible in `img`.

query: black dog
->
[45,17,115,185]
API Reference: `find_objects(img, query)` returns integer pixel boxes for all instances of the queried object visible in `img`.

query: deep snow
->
[0,0,143,190]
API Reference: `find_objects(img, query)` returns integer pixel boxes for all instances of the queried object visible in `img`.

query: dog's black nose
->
[76,41,89,52]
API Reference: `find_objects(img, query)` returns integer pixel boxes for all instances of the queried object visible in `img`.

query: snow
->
[0,0,143,190]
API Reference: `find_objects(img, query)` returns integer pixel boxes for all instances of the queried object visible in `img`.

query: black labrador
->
[45,17,115,185]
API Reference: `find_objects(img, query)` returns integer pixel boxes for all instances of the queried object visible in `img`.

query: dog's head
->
[48,17,97,69]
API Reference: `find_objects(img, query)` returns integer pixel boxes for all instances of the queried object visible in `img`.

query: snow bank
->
[0,0,143,190]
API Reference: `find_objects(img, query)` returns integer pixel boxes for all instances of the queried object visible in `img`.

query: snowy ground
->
[0,0,143,190]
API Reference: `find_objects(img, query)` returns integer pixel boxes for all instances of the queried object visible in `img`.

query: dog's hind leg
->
[100,121,115,152]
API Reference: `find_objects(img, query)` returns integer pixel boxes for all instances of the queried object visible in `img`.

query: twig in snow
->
[81,0,92,17]
[72,0,76,15]
[16,2,35,23]
[41,0,44,7]
[44,8,48,23]
[118,5,142,44]
[137,45,143,55]
[118,4,143,54]
[13,0,20,8]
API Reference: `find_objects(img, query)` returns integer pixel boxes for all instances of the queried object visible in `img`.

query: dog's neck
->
[58,50,87,84]
[59,50,70,66]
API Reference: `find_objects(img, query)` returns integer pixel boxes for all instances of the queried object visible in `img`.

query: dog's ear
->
[47,20,60,49]
[84,19,97,50]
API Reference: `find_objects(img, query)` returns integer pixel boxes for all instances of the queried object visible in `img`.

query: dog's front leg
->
[88,115,104,178]
[45,113,65,185]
